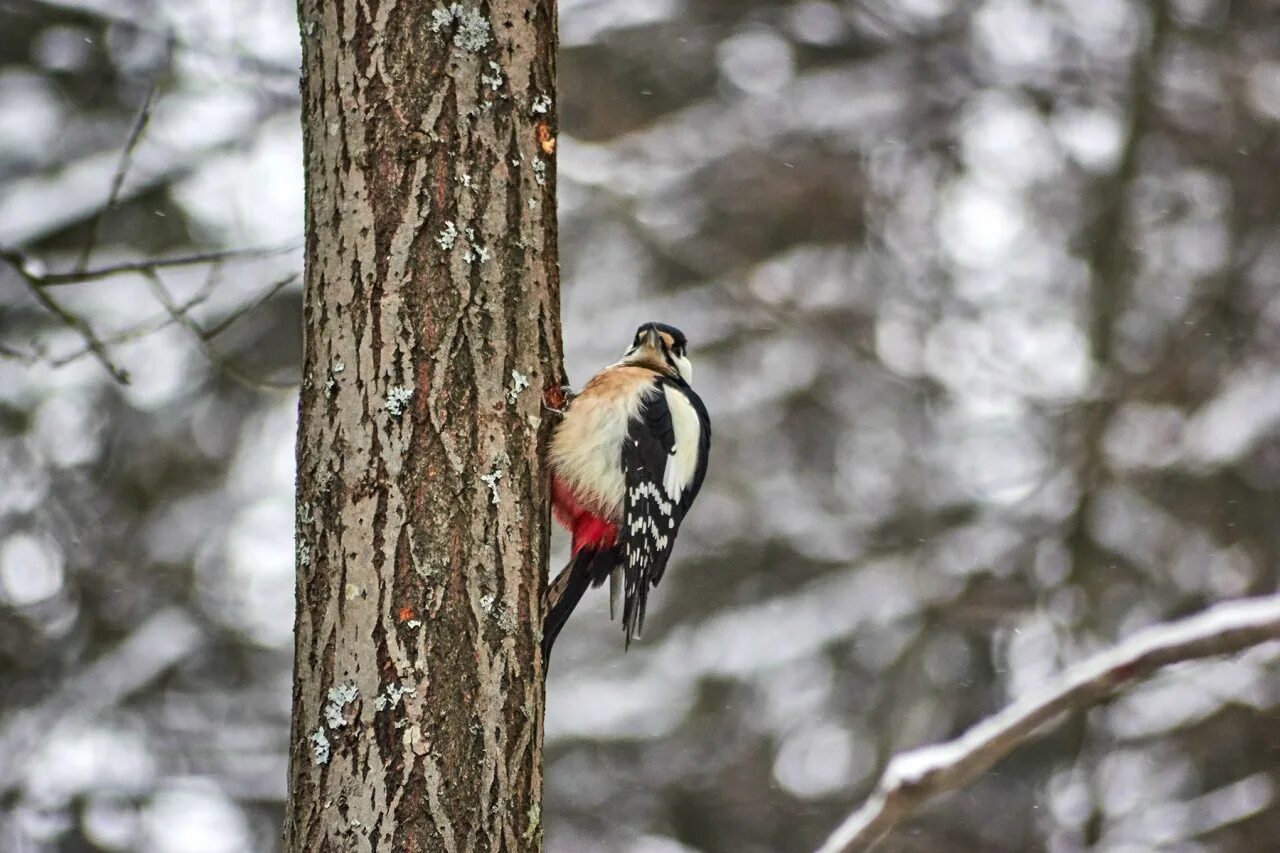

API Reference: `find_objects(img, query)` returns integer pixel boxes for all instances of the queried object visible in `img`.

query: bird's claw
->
[543,384,575,415]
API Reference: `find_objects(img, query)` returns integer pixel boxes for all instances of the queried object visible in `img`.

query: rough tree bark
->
[285,1,562,850]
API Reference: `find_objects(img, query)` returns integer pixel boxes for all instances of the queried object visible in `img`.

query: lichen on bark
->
[285,1,563,850]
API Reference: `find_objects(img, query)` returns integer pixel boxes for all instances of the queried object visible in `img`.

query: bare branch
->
[47,263,223,368]
[0,341,38,364]
[815,595,1280,853]
[203,271,299,339]
[140,269,296,391]
[76,81,159,274]
[1,249,131,384]
[35,243,300,286]
[3,242,300,384]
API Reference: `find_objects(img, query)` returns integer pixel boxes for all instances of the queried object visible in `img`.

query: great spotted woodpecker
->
[543,322,711,661]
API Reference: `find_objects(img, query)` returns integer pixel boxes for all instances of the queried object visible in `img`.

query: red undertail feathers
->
[551,476,617,554]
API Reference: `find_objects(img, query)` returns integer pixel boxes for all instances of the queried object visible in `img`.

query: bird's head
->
[622,322,693,384]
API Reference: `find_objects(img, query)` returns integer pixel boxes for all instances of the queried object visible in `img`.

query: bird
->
[542,322,711,663]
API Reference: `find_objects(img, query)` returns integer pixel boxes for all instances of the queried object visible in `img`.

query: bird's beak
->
[640,326,662,349]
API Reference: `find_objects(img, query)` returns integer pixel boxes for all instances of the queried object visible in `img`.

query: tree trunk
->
[285,1,562,850]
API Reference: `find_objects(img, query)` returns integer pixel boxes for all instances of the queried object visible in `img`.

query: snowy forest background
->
[3,0,1280,850]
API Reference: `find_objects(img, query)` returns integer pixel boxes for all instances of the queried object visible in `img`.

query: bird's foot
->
[542,385,575,415]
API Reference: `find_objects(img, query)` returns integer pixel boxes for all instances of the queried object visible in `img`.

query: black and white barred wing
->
[620,381,710,645]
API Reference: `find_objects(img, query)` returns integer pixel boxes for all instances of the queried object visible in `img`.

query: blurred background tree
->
[1,0,1279,851]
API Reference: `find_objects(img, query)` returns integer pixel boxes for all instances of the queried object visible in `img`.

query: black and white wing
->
[620,379,711,645]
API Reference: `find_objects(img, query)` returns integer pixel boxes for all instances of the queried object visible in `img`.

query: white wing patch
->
[662,385,701,504]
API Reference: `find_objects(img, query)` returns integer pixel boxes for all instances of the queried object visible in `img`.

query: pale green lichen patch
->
[373,681,417,711]
[429,6,454,30]
[523,802,541,843]
[508,369,530,403]
[324,360,345,398]
[436,220,458,250]
[430,4,492,52]
[453,8,491,50]
[482,61,503,91]
[309,728,330,765]
[324,683,359,728]
[531,94,551,114]
[480,468,502,505]
[460,226,489,263]
[386,385,414,417]
[328,683,358,705]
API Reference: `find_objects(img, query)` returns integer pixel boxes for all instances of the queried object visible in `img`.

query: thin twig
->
[48,265,222,367]
[1,249,131,384]
[0,339,39,364]
[76,81,159,274]
[814,594,1280,853]
[140,268,296,391]
[2,246,299,383]
[36,243,300,286]
[203,272,299,339]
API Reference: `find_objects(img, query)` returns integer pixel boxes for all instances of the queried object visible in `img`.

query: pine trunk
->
[285,1,562,850]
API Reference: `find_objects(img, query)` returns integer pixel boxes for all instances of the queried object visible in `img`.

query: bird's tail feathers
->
[608,566,622,620]
[621,575,650,649]
[542,547,618,665]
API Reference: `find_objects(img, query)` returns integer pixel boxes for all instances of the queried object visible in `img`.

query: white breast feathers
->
[549,371,649,519]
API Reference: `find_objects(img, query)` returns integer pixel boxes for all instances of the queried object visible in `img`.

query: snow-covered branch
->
[815,594,1280,853]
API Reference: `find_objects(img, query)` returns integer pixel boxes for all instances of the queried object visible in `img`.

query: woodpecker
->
[543,322,711,662]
